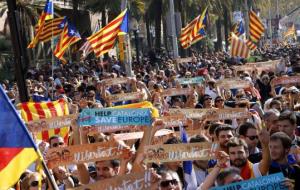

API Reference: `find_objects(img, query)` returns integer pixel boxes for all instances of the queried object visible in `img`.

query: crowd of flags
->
[27,0,128,64]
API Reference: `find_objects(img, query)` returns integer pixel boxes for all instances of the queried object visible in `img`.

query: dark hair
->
[214,124,233,138]
[208,123,222,136]
[164,137,181,144]
[49,135,62,145]
[95,160,120,168]
[227,137,248,152]
[238,122,256,136]
[269,100,281,108]
[278,110,297,125]
[270,132,292,149]
[190,135,209,143]
[216,167,241,186]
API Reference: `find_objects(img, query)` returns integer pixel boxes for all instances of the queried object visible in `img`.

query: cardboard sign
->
[169,108,249,120]
[108,91,144,103]
[72,170,152,190]
[176,77,205,85]
[161,88,193,97]
[234,65,255,72]
[27,114,77,132]
[210,172,287,190]
[114,129,174,141]
[78,108,152,126]
[144,142,212,163]
[159,115,189,127]
[46,141,129,169]
[216,79,251,89]
[271,76,300,87]
[86,125,142,134]
[175,57,193,64]
[102,77,131,86]
[246,59,281,68]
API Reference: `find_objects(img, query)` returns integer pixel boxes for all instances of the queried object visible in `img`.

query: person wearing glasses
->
[20,172,48,190]
[238,122,262,163]
[159,170,182,190]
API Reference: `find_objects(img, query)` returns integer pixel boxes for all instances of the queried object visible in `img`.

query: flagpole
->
[121,0,133,77]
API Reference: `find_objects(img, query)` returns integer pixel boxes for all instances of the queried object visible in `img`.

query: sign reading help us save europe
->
[78,108,152,127]
[210,172,287,190]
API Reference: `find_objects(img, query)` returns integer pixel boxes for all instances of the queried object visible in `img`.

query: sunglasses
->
[204,97,212,101]
[215,99,224,102]
[160,179,178,187]
[247,135,258,140]
[52,142,64,147]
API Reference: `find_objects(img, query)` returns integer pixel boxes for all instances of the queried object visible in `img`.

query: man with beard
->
[201,127,270,189]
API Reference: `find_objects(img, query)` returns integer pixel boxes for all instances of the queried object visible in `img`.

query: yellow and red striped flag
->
[18,99,70,143]
[230,33,250,58]
[87,9,128,57]
[245,39,257,51]
[284,24,297,40]
[179,7,208,49]
[35,17,64,42]
[249,10,265,43]
[179,16,199,49]
[28,0,53,48]
[54,18,81,63]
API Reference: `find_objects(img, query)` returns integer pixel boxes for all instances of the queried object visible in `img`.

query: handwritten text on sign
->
[72,171,152,190]
[210,172,287,190]
[78,108,152,126]
[46,141,129,169]
[271,76,300,87]
[176,77,205,85]
[144,142,212,163]
[169,108,249,120]
[161,88,193,97]
[108,91,144,103]
[27,114,77,132]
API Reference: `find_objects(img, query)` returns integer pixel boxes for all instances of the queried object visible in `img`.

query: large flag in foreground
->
[0,86,39,189]
[28,0,53,48]
[230,33,250,58]
[19,99,70,142]
[249,10,265,43]
[87,9,128,57]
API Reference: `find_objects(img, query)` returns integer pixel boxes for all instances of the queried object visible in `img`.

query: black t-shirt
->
[248,152,262,164]
[269,162,300,190]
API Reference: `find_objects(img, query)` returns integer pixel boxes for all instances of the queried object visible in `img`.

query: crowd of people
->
[2,45,300,190]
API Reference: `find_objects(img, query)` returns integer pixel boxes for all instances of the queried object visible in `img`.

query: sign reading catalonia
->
[78,108,152,126]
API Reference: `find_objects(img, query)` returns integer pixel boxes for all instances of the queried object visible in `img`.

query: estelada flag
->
[18,99,70,143]
[0,86,40,189]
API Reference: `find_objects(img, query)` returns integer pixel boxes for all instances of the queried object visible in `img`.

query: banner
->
[101,77,131,86]
[216,79,251,89]
[176,77,205,85]
[159,115,191,128]
[72,170,152,190]
[46,141,130,169]
[271,76,300,87]
[174,57,193,64]
[86,125,142,134]
[27,114,77,133]
[78,108,152,126]
[169,108,249,120]
[210,172,287,190]
[161,88,193,97]
[114,129,174,141]
[144,142,212,163]
[108,91,144,103]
